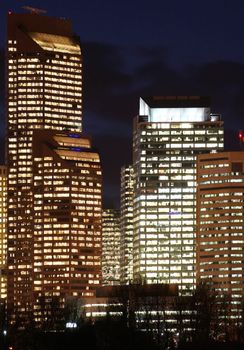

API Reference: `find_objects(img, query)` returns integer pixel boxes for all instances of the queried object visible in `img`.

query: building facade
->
[120,165,134,284]
[32,131,102,322]
[7,12,102,324]
[133,96,224,293]
[102,209,120,286]
[0,166,7,301]
[196,151,244,322]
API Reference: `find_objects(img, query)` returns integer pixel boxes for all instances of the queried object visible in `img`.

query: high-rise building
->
[196,151,244,321]
[120,165,134,284]
[133,96,224,293]
[32,131,102,321]
[102,209,120,286]
[7,13,82,133]
[7,12,101,324]
[0,166,7,300]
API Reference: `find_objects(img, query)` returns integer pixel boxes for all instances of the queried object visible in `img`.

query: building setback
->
[133,96,224,293]
[6,12,102,324]
[120,165,134,284]
[196,151,244,322]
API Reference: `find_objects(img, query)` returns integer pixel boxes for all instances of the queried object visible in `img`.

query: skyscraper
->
[7,12,101,324]
[196,151,244,321]
[32,130,102,322]
[133,96,224,293]
[0,166,7,300]
[102,209,120,286]
[120,165,134,284]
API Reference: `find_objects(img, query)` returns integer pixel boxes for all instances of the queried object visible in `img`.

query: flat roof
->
[141,96,211,108]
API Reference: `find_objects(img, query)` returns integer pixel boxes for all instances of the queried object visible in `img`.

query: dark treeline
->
[1,283,244,350]
[2,318,244,350]
[2,319,162,350]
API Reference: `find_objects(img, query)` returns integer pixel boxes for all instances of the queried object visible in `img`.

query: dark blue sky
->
[2,0,244,65]
[1,0,244,207]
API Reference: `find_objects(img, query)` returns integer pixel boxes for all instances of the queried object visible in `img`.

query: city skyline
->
[1,2,244,206]
[0,8,244,345]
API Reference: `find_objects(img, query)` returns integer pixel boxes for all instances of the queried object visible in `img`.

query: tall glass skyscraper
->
[120,165,134,284]
[102,209,120,286]
[7,12,101,324]
[133,96,224,293]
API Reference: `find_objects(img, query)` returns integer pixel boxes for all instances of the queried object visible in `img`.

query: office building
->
[120,165,134,284]
[133,96,224,293]
[0,166,7,300]
[7,12,102,324]
[196,151,244,322]
[32,131,102,322]
[102,209,120,285]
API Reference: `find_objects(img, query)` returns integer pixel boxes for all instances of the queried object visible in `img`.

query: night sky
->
[1,0,244,208]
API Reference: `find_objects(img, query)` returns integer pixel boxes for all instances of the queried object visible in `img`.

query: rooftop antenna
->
[22,6,47,14]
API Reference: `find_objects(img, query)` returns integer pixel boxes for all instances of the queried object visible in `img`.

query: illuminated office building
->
[120,166,134,284]
[0,166,7,300]
[32,131,102,321]
[197,151,244,320]
[6,12,101,323]
[102,209,120,286]
[133,96,224,293]
[7,13,82,133]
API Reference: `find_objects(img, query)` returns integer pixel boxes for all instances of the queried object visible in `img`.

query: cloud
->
[82,43,244,134]
[81,43,244,206]
[183,62,244,129]
[82,42,133,119]
[83,42,244,132]
[1,41,244,206]
[189,61,244,87]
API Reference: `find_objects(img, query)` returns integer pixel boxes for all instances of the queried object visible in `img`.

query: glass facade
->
[120,166,134,284]
[133,96,224,293]
[102,209,120,286]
